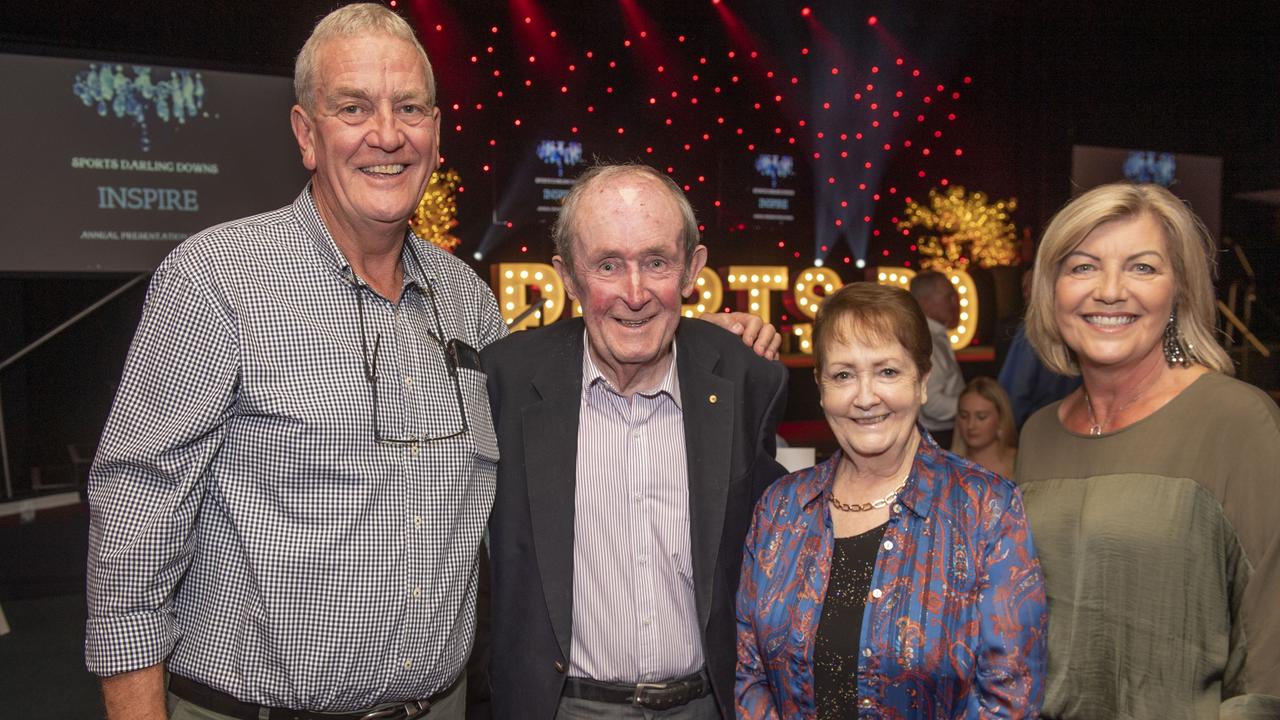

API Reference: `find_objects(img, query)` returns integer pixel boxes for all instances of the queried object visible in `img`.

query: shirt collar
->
[292,184,434,292]
[580,330,682,409]
[798,426,946,520]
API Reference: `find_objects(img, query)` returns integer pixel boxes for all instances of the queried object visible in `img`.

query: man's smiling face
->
[291,33,440,239]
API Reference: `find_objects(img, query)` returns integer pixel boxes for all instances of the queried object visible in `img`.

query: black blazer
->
[482,317,788,719]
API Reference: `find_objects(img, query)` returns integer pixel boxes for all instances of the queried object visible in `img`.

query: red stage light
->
[955,148,963,156]
[491,26,498,33]
[963,76,973,84]
[617,127,625,134]
[801,47,809,55]
[801,7,811,16]
[813,152,821,159]
[831,67,839,75]
[513,118,521,125]
[940,178,950,186]
[867,15,877,25]
[872,66,880,74]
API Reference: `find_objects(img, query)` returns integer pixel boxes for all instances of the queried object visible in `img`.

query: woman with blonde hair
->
[1018,182,1280,718]
[951,376,1017,478]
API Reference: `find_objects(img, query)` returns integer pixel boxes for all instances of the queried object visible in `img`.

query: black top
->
[814,523,886,720]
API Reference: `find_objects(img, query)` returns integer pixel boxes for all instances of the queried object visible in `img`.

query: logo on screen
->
[755,154,795,188]
[72,64,207,152]
[536,140,584,177]
[1123,151,1176,186]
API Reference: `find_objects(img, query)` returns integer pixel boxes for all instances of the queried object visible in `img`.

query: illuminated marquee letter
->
[491,263,566,331]
[874,266,979,350]
[681,266,724,318]
[726,265,788,326]
[788,266,845,355]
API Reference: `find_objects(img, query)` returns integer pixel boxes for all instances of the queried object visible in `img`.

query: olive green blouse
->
[1017,372,1280,719]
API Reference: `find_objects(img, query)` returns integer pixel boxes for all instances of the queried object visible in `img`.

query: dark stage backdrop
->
[0,53,307,272]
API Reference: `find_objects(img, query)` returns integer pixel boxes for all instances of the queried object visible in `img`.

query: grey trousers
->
[166,677,466,720]
[554,693,720,720]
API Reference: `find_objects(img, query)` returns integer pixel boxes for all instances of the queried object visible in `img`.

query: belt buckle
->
[632,681,685,712]
[358,700,430,720]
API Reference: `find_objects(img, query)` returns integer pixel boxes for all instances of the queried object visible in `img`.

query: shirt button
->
[892,503,902,513]
[862,648,872,658]
[411,445,421,455]
[554,660,566,673]
[882,540,894,550]
[414,516,423,528]
[632,430,641,439]
[643,618,652,626]
[403,659,413,669]
[870,588,883,599]
[638,555,648,565]
[633,493,643,503]
[412,586,421,598]
[403,376,413,387]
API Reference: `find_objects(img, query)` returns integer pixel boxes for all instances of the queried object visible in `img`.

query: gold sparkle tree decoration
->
[898,185,1019,272]
[409,168,462,252]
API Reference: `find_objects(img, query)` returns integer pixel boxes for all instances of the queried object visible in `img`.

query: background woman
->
[952,377,1018,478]
[1019,182,1280,718]
[736,282,1046,719]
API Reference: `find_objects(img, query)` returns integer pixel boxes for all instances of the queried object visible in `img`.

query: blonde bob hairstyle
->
[950,377,1018,456]
[294,3,435,113]
[1026,183,1232,376]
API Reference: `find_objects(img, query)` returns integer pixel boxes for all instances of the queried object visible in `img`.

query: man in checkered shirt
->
[85,5,502,719]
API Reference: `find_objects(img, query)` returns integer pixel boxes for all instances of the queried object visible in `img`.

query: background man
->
[909,271,964,448]
[483,164,789,719]
[85,6,502,718]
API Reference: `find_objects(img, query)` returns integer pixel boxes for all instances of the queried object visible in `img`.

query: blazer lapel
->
[677,329,734,632]
[524,327,584,661]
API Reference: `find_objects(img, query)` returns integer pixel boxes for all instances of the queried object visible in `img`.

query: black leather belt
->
[169,673,460,720]
[562,669,711,711]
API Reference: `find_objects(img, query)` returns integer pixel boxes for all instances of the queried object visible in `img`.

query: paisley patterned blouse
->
[736,434,1047,719]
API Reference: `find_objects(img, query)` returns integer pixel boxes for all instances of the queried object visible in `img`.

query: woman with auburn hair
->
[1018,182,1280,718]
[952,377,1018,478]
[736,282,1046,719]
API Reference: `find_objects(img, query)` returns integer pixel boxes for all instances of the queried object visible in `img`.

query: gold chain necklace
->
[829,477,907,513]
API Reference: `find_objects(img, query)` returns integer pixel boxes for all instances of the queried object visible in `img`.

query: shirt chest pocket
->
[457,366,500,463]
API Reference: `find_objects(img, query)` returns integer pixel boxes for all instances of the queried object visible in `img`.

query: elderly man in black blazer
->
[482,163,788,719]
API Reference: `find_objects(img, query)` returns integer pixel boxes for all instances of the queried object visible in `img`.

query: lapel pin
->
[708,394,718,404]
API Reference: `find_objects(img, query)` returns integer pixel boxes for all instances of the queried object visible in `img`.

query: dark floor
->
[0,593,103,718]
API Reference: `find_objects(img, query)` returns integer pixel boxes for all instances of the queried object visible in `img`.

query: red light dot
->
[854,92,862,100]
[840,151,848,158]
[917,114,925,122]
[657,65,665,73]
[858,183,867,190]
[571,127,578,133]
[528,55,536,63]
[801,47,810,55]
[491,26,498,33]
[923,148,931,156]
[609,61,617,68]
[964,76,973,84]
[896,90,904,98]
[491,69,500,77]
[923,96,932,104]
[436,24,443,31]
[679,35,686,42]
[801,7,811,16]
[866,83,874,91]
[955,148,963,156]
[692,97,700,104]
[714,200,721,207]
[731,75,739,83]
[702,133,710,140]
[904,140,912,147]
[892,111,900,118]
[883,143,891,150]
[844,257,851,264]
[640,31,647,38]
[889,187,897,194]
[666,118,673,125]
[910,245,917,251]
[952,92,961,100]
[823,102,831,110]
[831,67,840,75]
[524,16,531,23]
[821,245,829,252]
[896,57,904,65]
[816,131,825,139]
[918,170,926,177]
[520,245,528,252]
[605,87,613,93]
[855,132,864,140]
[550,30,558,37]
[940,178,950,186]
[883,249,890,256]
[568,64,576,71]
[778,241,786,248]
[561,86,569,93]
[873,194,881,201]
[834,220,843,227]
[718,116,726,124]
[912,69,921,77]
[870,102,878,110]
[698,175,706,182]
[482,164,490,171]
[587,106,595,112]
[524,79,532,87]
[871,120,880,127]
[454,124,462,132]
[839,200,849,208]
[863,216,871,223]
[864,161,873,169]
[828,177,836,184]
[867,15,877,25]
[728,51,736,58]
[489,139,497,146]
[747,144,755,150]
[624,40,631,47]
[791,77,799,84]
[513,118,522,126]
[646,146,653,153]
[794,251,801,258]
[937,84,945,92]
[948,113,957,120]
[649,97,656,104]
[753,52,760,59]
[451,103,460,110]
[617,127,625,134]
[586,51,593,58]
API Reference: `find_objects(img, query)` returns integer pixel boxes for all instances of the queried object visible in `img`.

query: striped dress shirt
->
[569,341,705,683]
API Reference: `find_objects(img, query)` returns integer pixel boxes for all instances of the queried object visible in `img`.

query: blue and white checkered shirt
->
[85,187,505,711]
